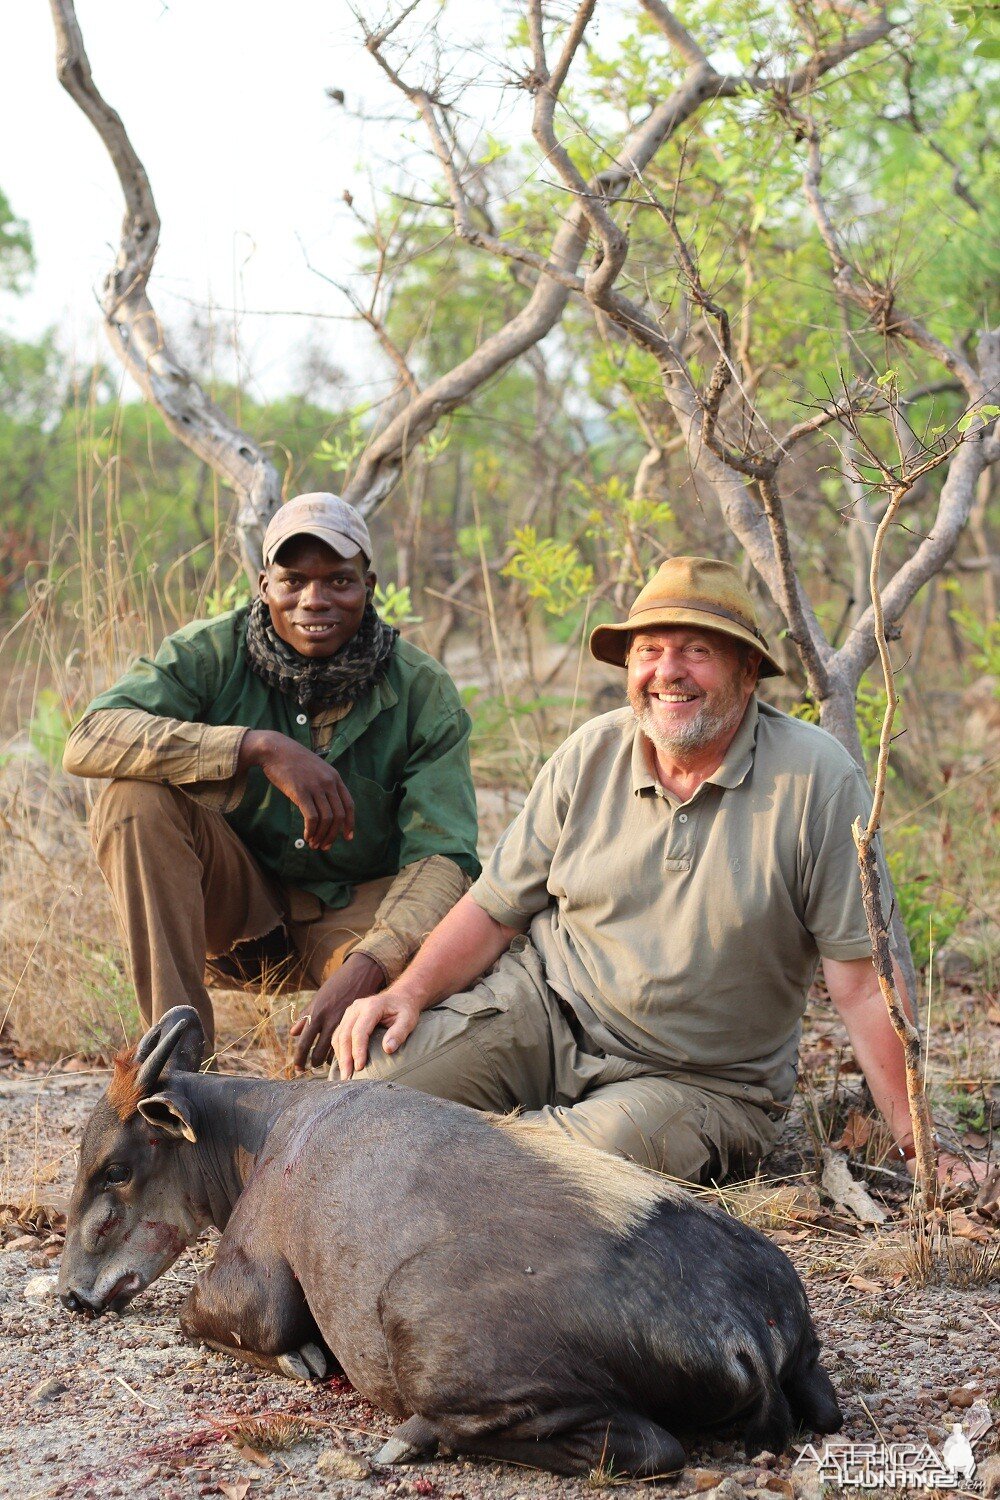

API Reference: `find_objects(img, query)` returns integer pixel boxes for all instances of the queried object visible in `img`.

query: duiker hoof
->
[375,1416,439,1466]
[375,1436,424,1466]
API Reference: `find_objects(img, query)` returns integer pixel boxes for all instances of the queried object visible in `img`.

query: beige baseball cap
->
[262,493,372,566]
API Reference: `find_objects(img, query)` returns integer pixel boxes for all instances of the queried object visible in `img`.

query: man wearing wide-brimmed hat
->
[64,493,479,1067]
[327,555,943,1185]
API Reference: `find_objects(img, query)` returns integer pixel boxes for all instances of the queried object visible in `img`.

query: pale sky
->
[1,0,518,400]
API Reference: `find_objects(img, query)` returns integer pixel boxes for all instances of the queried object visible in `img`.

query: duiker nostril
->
[61,1289,91,1315]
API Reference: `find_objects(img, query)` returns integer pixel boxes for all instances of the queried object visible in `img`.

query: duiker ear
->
[137,1092,198,1142]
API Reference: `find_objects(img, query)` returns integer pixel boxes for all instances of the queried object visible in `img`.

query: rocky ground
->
[2,1037,998,1500]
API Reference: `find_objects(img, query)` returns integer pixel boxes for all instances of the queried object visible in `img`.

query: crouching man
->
[331,556,989,1198]
[63,493,479,1066]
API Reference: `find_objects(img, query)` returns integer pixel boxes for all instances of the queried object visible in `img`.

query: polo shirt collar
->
[631,721,659,795]
[630,696,759,796]
[705,696,759,790]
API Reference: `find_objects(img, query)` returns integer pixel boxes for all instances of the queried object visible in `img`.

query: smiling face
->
[626,626,760,760]
[258,535,376,659]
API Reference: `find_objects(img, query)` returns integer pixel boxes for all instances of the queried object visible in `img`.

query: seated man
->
[332,556,973,1188]
[64,492,479,1066]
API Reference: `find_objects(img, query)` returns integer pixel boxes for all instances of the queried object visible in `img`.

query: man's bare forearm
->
[388,892,520,1013]
[824,954,916,1146]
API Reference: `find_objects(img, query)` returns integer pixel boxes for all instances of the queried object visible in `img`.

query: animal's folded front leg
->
[179,1236,332,1382]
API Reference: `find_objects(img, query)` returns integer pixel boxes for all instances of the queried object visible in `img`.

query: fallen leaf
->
[847,1275,882,1295]
[316,1451,369,1480]
[964,1404,994,1443]
[949,1209,994,1243]
[218,1485,251,1500]
[835,1108,873,1152]
[975,1165,1000,1223]
[238,1446,272,1469]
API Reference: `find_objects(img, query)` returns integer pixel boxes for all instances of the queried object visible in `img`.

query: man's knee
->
[521,1081,775,1184]
[91,778,190,852]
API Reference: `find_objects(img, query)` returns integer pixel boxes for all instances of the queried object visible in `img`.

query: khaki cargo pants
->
[336,939,780,1184]
[91,779,393,1051]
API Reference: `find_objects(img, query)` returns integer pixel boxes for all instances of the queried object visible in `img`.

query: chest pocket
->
[337,772,399,878]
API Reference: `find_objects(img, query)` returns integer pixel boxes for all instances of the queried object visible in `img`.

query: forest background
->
[0,0,997,1097]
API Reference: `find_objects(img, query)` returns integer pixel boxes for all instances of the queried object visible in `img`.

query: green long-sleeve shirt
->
[81,607,480,908]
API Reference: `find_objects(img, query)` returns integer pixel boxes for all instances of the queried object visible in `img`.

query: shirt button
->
[294,838,305,849]
[678,812,689,823]
[296,713,308,725]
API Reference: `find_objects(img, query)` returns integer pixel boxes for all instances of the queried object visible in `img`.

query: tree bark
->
[51,0,282,575]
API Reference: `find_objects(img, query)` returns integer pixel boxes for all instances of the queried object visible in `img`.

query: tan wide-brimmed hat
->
[589,556,784,677]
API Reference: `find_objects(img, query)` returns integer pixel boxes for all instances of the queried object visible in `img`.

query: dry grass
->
[709,1176,823,1232]
[0,752,139,1060]
[853,1213,1000,1289]
[221,1412,319,1451]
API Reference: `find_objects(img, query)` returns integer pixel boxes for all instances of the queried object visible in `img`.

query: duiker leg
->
[445,1409,685,1478]
[180,1238,330,1382]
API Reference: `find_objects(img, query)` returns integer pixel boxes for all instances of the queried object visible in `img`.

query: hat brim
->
[589,606,784,677]
[264,525,366,566]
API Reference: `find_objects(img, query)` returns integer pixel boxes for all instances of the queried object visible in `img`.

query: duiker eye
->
[104,1163,132,1185]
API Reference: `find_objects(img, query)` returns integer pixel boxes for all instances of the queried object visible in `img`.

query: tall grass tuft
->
[0,376,242,1059]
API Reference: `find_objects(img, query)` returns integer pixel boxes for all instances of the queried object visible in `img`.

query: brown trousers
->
[90,780,392,1049]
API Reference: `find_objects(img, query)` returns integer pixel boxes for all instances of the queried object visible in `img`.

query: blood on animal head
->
[106,1043,142,1121]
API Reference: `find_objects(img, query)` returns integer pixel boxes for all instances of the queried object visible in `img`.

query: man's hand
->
[290,953,385,1070]
[904,1149,999,1214]
[240,729,354,851]
[333,986,424,1080]
[926,1152,999,1215]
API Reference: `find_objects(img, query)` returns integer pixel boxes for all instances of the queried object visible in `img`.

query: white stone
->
[23,1273,58,1300]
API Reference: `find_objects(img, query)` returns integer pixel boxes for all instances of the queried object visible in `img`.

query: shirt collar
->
[631,722,659,795]
[705,696,759,790]
[630,696,759,797]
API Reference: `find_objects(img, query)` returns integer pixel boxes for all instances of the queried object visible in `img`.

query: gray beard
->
[631,692,746,758]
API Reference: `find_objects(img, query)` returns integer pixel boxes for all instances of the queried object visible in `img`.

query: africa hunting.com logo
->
[795,1423,981,1490]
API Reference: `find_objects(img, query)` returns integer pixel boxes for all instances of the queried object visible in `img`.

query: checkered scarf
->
[244,596,398,710]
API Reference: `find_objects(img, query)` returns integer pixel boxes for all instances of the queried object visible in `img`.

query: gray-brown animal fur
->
[60,1007,842,1477]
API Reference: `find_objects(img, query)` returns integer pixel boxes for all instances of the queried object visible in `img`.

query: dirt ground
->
[1,1016,998,1500]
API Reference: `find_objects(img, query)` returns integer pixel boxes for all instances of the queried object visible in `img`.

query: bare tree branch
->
[802,131,981,395]
[795,127,1000,683]
[49,0,282,577]
[636,0,713,69]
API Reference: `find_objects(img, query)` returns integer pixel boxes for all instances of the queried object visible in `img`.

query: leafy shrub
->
[502,526,594,618]
[27,688,74,768]
[886,826,965,971]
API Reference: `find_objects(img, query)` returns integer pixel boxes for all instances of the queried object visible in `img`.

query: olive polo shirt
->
[469,698,880,1107]
[84,607,480,909]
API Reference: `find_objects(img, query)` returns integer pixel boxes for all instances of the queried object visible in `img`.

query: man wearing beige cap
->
[329,556,973,1189]
[64,493,479,1065]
